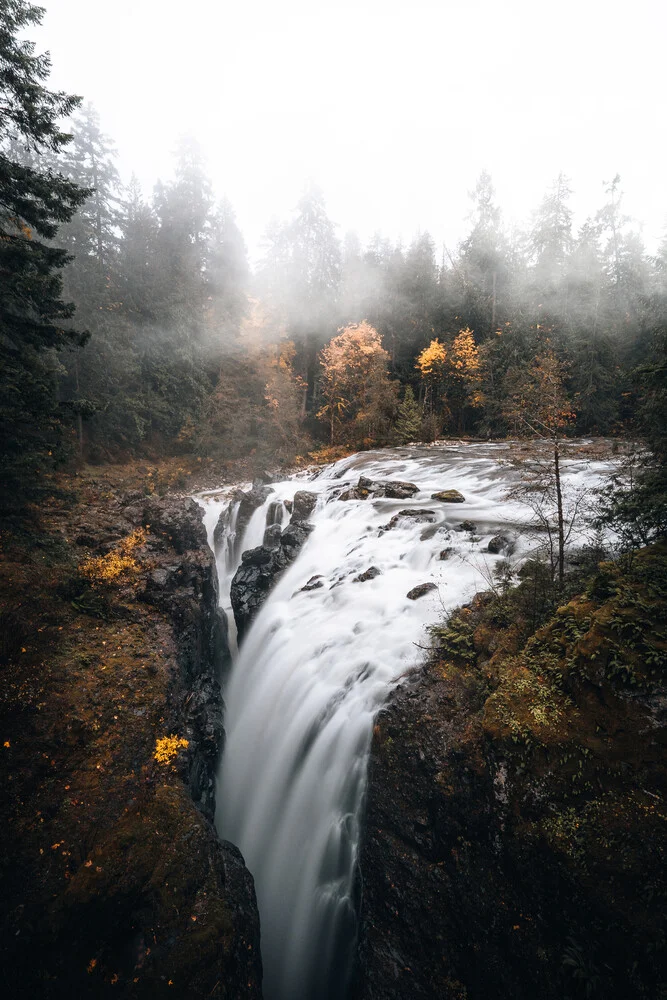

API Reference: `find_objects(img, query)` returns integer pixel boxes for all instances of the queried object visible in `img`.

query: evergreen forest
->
[2,1,666,519]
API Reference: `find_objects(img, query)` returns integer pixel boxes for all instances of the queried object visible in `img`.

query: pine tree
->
[0,0,88,508]
[529,173,573,284]
[57,102,121,295]
[117,175,159,319]
[206,197,249,338]
[458,170,507,336]
[394,385,422,443]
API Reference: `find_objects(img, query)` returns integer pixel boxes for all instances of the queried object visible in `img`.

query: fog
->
[36,0,667,257]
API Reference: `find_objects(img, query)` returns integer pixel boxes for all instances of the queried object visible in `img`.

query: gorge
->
[201,440,621,1000]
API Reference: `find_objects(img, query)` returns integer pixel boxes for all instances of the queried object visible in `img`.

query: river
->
[198,441,613,1000]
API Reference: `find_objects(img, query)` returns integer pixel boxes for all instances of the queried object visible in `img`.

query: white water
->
[198,442,612,1000]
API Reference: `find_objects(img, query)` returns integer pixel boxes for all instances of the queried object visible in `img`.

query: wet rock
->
[458,520,477,533]
[263,522,283,549]
[357,476,419,500]
[381,509,437,531]
[241,545,273,566]
[292,490,318,521]
[439,547,454,560]
[281,520,314,559]
[406,582,438,600]
[265,499,285,527]
[354,566,382,583]
[488,534,513,554]
[301,575,325,592]
[236,484,274,534]
[283,499,293,513]
[431,489,466,502]
[212,491,243,550]
[338,487,364,501]
[231,520,314,640]
[213,485,274,552]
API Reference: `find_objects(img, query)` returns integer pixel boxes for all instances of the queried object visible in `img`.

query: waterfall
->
[199,443,612,1000]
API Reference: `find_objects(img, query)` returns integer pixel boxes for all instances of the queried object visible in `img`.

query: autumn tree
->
[504,348,577,587]
[449,326,483,432]
[318,322,396,445]
[415,338,448,425]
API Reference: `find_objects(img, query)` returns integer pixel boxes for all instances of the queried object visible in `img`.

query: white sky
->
[36,0,667,259]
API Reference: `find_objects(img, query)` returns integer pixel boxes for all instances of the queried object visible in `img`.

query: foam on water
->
[199,442,612,1000]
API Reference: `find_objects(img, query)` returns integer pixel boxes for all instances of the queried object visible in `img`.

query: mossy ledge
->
[0,469,262,999]
[354,544,667,1000]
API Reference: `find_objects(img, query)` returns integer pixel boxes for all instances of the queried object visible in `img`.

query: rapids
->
[198,442,612,1000]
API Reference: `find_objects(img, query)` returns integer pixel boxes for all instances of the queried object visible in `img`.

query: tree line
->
[2,0,666,515]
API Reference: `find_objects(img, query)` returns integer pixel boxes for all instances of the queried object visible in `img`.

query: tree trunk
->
[554,438,565,589]
[491,269,497,331]
[75,357,84,459]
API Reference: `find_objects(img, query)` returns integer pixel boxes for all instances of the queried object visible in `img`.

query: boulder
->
[241,545,273,566]
[431,489,466,503]
[354,566,382,583]
[406,582,438,600]
[383,481,420,499]
[439,547,454,560]
[301,575,325,592]
[458,520,477,533]
[381,509,437,531]
[359,476,419,500]
[291,490,318,521]
[338,487,364,502]
[488,534,513,555]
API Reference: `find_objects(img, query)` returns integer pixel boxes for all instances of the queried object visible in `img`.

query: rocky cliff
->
[0,472,262,999]
[354,545,667,1000]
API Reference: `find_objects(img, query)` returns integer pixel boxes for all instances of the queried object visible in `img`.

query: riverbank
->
[355,543,667,999]
[0,464,262,999]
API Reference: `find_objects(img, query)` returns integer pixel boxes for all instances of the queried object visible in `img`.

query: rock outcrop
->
[213,483,274,550]
[338,477,420,501]
[354,545,667,1000]
[1,481,263,999]
[135,496,230,816]
[230,492,317,640]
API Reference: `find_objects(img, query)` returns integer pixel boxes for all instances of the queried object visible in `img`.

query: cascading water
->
[199,442,612,1000]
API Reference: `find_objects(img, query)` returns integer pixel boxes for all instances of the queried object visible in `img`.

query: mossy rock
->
[432,490,466,503]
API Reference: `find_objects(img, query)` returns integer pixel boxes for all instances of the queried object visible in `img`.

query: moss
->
[362,542,667,1000]
[0,463,260,998]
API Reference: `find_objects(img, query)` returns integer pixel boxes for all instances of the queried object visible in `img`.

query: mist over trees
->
[1,1,666,514]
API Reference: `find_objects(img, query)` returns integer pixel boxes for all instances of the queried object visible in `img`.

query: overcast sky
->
[35,0,666,259]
